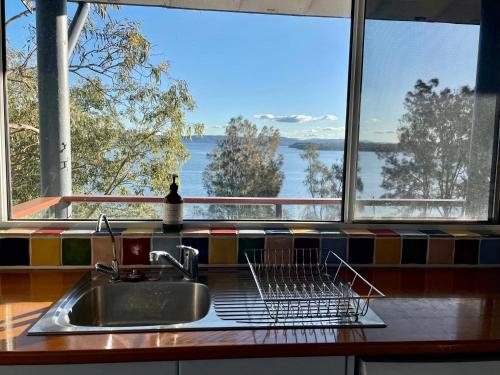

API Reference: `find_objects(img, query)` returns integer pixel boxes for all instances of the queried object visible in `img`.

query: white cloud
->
[371,118,381,123]
[320,114,339,122]
[373,130,396,135]
[254,113,338,123]
[285,126,346,139]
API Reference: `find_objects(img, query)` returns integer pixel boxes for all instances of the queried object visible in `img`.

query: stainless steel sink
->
[68,281,210,327]
[28,269,385,334]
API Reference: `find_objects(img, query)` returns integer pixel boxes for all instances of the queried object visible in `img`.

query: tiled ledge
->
[0,228,499,268]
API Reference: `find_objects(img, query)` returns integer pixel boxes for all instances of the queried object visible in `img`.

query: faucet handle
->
[177,245,199,280]
[176,245,199,259]
[150,250,178,265]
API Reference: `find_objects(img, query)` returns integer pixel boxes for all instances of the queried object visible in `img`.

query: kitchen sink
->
[28,269,385,334]
[68,281,210,327]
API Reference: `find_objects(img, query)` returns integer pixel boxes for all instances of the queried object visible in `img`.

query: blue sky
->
[6,1,479,142]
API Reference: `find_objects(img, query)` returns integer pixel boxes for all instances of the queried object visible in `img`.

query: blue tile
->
[182,237,209,264]
[480,239,500,264]
[319,230,343,237]
[348,238,374,264]
[265,228,292,236]
[475,230,500,238]
[152,236,181,261]
[0,238,30,266]
[321,237,347,264]
[419,230,451,237]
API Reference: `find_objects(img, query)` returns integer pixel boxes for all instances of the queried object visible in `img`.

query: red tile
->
[210,229,237,236]
[34,228,67,235]
[122,237,151,265]
[369,229,399,237]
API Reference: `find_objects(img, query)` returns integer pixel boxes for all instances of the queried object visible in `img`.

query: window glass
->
[5,1,351,221]
[355,0,493,221]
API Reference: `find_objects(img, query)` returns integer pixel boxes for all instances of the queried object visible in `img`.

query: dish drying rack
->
[245,248,384,323]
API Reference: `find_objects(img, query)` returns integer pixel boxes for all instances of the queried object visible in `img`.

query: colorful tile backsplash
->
[1,227,500,268]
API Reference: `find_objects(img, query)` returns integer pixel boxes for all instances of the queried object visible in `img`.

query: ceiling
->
[366,0,480,25]
[70,0,481,24]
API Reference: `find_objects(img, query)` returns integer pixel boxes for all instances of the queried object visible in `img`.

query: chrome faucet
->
[94,214,120,281]
[150,245,199,281]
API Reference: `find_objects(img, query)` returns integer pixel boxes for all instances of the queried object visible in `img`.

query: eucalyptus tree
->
[377,79,474,217]
[6,3,202,218]
[202,116,284,219]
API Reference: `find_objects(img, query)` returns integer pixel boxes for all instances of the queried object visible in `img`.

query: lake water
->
[180,138,386,199]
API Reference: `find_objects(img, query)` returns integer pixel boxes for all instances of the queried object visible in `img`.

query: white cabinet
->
[0,361,178,375]
[359,359,500,375]
[179,356,349,375]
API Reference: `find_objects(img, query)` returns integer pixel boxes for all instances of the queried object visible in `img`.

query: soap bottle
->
[163,174,183,232]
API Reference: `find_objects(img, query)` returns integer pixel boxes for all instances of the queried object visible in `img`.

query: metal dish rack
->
[246,248,384,323]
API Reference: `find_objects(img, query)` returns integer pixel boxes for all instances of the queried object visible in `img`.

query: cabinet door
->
[0,361,178,375]
[180,356,346,375]
[359,359,500,375]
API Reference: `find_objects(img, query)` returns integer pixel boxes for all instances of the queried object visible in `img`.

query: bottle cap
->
[170,174,179,191]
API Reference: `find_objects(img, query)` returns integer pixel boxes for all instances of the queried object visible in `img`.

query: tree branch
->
[6,8,35,27]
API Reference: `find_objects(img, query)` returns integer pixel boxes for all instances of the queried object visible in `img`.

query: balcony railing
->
[11,195,467,220]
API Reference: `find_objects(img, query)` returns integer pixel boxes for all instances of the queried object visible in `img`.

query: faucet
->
[94,214,120,281]
[150,245,199,281]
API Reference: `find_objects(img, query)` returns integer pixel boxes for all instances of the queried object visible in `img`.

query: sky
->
[6,1,480,142]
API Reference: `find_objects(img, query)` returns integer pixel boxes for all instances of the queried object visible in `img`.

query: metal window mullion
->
[0,0,9,222]
[344,0,366,224]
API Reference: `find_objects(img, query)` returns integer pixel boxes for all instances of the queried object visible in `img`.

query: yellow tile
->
[31,237,61,266]
[123,228,154,235]
[374,238,401,264]
[209,237,237,264]
[342,229,374,237]
[290,228,320,235]
[181,228,210,236]
[444,229,480,238]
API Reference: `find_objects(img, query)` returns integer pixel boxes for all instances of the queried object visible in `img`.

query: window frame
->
[1,0,500,229]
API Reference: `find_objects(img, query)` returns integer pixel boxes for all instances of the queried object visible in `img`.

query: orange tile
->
[265,237,293,264]
[91,236,123,265]
[375,238,401,264]
[210,229,237,236]
[428,238,454,264]
[209,237,237,264]
[31,238,61,266]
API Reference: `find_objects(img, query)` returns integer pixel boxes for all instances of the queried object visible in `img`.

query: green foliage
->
[7,4,203,218]
[377,78,474,217]
[202,116,284,219]
[300,144,363,220]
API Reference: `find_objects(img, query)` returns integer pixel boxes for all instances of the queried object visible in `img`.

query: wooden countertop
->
[1,268,500,364]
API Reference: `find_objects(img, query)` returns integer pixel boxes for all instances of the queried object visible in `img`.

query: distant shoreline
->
[184,135,398,153]
[289,141,399,153]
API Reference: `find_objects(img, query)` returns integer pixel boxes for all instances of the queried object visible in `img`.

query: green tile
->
[62,238,91,265]
[238,237,265,264]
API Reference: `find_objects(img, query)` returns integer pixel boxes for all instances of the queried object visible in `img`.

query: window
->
[5,0,351,221]
[3,0,500,224]
[355,0,496,221]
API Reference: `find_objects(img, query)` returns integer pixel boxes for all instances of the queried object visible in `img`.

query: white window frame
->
[1,0,499,230]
